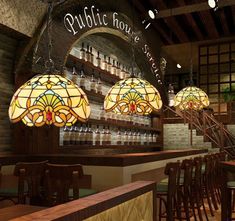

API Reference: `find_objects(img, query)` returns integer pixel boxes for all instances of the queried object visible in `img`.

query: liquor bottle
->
[94,125,100,146]
[128,130,133,145]
[85,44,90,62]
[120,64,125,79]
[84,125,88,145]
[106,126,111,145]
[88,125,93,145]
[137,131,141,145]
[70,126,76,145]
[90,69,96,92]
[101,127,106,145]
[107,57,112,73]
[63,126,70,145]
[124,130,129,145]
[116,62,121,77]
[144,132,148,145]
[102,55,107,71]
[117,128,122,145]
[96,51,101,68]
[79,65,86,90]
[90,47,94,64]
[96,74,102,95]
[112,60,117,76]
[100,106,105,120]
[71,66,78,84]
[153,133,158,143]
[75,126,80,145]
[80,43,86,60]
[79,125,84,145]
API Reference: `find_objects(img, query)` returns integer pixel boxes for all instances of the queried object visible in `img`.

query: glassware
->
[94,125,100,146]
[117,128,122,145]
[80,42,86,60]
[78,65,86,90]
[63,126,70,145]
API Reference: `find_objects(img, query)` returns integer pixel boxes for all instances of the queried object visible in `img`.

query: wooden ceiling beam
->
[219,10,230,36]
[133,0,174,44]
[175,0,204,41]
[150,0,189,43]
[153,0,235,19]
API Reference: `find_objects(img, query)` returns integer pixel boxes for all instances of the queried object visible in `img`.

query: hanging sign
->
[63,5,161,83]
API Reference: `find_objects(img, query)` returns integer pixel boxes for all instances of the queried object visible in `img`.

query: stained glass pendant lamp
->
[104,77,162,115]
[174,86,209,110]
[8,1,90,127]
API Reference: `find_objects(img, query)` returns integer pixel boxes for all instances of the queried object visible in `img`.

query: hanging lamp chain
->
[189,41,193,86]
[45,1,55,73]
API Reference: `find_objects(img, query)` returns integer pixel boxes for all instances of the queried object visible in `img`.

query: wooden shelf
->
[84,89,105,103]
[66,54,121,84]
[86,118,161,133]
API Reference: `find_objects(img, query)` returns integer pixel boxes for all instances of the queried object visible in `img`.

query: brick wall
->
[164,123,212,150]
[227,125,235,136]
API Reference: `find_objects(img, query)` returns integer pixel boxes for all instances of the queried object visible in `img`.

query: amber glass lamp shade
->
[174,86,209,110]
[104,77,162,115]
[9,74,90,127]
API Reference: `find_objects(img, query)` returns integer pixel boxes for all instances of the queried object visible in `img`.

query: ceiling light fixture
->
[148,10,155,19]
[177,64,182,69]
[8,1,90,127]
[208,0,218,10]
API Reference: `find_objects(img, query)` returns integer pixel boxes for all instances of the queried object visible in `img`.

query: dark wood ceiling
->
[133,0,235,45]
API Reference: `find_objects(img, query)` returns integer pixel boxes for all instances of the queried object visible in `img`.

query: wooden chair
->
[157,162,181,221]
[0,161,47,205]
[44,163,97,206]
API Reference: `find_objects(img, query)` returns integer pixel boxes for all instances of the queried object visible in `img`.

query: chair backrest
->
[44,163,83,206]
[13,161,48,203]
[181,159,193,188]
[193,157,203,187]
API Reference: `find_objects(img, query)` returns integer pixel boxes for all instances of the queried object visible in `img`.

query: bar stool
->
[44,163,97,206]
[156,162,181,221]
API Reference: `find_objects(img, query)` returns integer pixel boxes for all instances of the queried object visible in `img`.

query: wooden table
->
[0,204,45,221]
[220,161,235,221]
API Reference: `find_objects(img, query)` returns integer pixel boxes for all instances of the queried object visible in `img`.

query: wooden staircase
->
[164,106,235,158]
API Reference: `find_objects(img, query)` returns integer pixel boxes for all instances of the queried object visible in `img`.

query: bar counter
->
[0,149,207,191]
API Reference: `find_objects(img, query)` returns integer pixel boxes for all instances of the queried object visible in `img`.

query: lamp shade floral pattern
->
[9,74,90,127]
[104,77,162,115]
[174,86,209,110]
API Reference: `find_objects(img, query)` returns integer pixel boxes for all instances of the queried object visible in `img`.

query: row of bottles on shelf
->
[90,103,152,127]
[64,67,111,96]
[61,125,159,146]
[74,42,140,79]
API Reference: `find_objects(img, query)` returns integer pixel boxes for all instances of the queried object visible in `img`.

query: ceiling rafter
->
[219,9,230,36]
[153,0,235,19]
[175,0,204,41]
[133,0,174,44]
[150,0,189,43]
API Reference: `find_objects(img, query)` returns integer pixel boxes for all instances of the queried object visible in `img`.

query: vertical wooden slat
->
[0,33,17,152]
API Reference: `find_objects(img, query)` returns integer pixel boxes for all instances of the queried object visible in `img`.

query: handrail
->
[164,105,235,158]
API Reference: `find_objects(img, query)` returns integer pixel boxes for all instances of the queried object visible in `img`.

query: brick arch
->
[31,8,167,102]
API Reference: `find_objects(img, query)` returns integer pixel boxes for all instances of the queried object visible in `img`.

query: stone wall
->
[0,0,46,37]
[164,123,212,150]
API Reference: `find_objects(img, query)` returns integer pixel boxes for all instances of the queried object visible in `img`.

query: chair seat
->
[69,188,98,198]
[227,181,235,188]
[0,187,18,197]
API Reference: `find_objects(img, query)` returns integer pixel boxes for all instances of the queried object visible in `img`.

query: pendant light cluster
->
[9,1,90,127]
[8,0,162,128]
